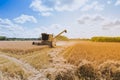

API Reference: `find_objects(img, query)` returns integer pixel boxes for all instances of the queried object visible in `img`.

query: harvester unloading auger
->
[32,30,67,47]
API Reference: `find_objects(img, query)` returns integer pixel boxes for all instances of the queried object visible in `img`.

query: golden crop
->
[63,41,120,65]
[0,41,120,80]
[62,41,120,80]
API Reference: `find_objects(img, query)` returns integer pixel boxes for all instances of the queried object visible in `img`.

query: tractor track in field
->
[0,41,76,80]
[0,54,39,74]
[28,47,75,80]
[0,53,48,80]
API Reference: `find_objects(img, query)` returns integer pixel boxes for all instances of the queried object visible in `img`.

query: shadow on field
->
[46,60,120,80]
[76,60,120,80]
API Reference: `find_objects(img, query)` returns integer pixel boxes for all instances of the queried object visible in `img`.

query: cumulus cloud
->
[30,0,53,12]
[30,0,53,16]
[115,0,120,6]
[77,15,105,24]
[107,0,112,4]
[14,14,37,24]
[103,20,120,29]
[30,0,105,16]
[81,1,104,11]
[30,0,89,16]
[0,18,40,38]
[0,17,68,38]
[40,12,52,16]
[54,0,88,11]
[77,14,120,30]
[0,18,25,37]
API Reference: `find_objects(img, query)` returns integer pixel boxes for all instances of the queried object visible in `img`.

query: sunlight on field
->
[0,41,47,54]
[0,57,29,79]
[0,41,51,79]
[63,41,120,65]
[21,48,51,70]
[0,48,51,70]
[60,41,120,80]
[0,57,9,64]
[0,41,120,80]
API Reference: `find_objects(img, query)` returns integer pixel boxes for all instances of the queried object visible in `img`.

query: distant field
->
[0,41,47,54]
[62,41,120,65]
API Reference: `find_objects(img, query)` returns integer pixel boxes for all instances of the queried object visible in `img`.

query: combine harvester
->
[32,30,67,47]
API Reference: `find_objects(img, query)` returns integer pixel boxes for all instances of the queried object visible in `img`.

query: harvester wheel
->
[32,42,35,45]
[49,42,53,48]
[49,41,56,48]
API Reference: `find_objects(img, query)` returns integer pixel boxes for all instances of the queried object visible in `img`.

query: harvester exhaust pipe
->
[64,30,67,33]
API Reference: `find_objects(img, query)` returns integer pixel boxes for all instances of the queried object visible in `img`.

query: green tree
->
[0,36,6,40]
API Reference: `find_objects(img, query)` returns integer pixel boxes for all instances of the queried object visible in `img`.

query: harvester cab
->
[32,30,67,48]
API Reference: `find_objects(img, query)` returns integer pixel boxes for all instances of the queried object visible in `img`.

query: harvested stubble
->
[43,60,120,80]
[0,41,47,54]
[44,67,77,80]
[76,60,100,80]
[99,60,120,80]
[54,71,75,80]
[0,41,51,80]
[0,58,29,80]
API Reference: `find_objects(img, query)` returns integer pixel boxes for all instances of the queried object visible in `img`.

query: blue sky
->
[0,0,120,38]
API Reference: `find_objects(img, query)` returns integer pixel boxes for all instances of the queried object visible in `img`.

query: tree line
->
[0,35,69,41]
[0,36,39,41]
[91,37,120,42]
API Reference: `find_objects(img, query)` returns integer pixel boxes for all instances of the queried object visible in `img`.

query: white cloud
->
[30,0,53,12]
[107,0,112,4]
[30,0,104,17]
[14,14,37,24]
[0,17,68,38]
[54,0,88,11]
[77,14,105,25]
[0,18,25,37]
[81,1,104,11]
[1,15,120,38]
[30,0,53,16]
[76,14,120,38]
[40,12,52,16]
[30,0,89,16]
[0,18,24,31]
[103,20,120,29]
[0,18,40,38]
[77,14,120,30]
[115,0,120,6]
